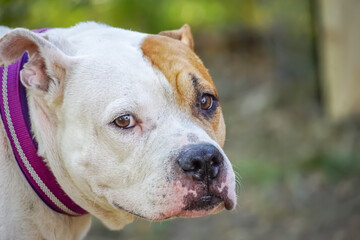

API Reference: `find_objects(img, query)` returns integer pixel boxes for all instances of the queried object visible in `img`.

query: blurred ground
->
[86,26,360,240]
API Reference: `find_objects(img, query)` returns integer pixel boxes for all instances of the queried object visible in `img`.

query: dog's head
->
[0,22,236,229]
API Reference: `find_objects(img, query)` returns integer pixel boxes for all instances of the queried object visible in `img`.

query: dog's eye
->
[113,114,135,129]
[200,94,214,110]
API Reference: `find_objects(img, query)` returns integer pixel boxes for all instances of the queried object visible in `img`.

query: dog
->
[0,22,237,239]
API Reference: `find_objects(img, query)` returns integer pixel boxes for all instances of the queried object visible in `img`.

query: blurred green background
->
[1,0,359,239]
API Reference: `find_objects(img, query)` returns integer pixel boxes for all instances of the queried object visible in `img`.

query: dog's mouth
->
[183,192,234,211]
[112,192,233,221]
[184,194,222,211]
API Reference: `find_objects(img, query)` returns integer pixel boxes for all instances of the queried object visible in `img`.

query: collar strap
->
[0,28,87,216]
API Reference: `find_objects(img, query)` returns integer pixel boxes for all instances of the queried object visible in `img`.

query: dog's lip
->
[183,194,223,211]
[112,198,225,221]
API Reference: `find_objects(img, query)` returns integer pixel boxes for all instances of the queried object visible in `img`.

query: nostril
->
[210,158,220,167]
[190,159,205,181]
[192,159,203,171]
[178,158,203,172]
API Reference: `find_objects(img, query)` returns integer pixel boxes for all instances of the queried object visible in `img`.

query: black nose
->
[177,144,224,182]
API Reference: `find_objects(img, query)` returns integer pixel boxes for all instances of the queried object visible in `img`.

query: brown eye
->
[114,114,135,129]
[200,94,214,110]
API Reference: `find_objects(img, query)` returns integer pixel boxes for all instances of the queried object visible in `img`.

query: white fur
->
[0,22,236,239]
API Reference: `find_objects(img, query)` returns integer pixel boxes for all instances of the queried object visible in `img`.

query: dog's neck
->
[0,107,91,239]
[0,49,87,215]
[0,29,91,239]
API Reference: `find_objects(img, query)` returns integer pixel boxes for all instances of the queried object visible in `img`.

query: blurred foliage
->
[0,0,312,34]
[301,152,360,180]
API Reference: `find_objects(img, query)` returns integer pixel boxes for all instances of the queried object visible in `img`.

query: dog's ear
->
[0,28,72,92]
[159,24,194,50]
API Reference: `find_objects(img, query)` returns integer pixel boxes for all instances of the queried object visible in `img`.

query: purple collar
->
[0,29,87,216]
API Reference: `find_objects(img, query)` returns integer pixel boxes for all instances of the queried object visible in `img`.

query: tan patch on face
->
[141,35,225,145]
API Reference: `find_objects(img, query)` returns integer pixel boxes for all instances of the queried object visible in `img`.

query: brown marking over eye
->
[141,35,216,104]
[141,35,226,146]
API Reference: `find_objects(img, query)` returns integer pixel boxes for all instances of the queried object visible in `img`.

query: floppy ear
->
[0,28,71,92]
[159,24,194,50]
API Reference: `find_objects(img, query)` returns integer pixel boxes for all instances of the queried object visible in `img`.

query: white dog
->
[0,22,237,240]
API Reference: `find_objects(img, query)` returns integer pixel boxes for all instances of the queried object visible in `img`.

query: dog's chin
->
[174,202,225,219]
[113,199,227,222]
